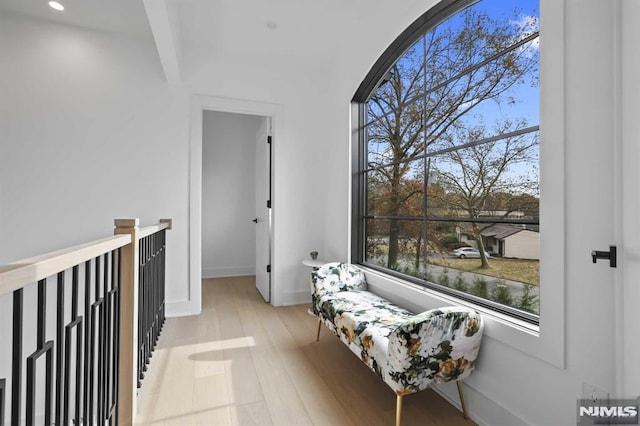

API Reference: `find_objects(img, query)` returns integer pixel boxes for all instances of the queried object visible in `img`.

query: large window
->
[352,0,540,323]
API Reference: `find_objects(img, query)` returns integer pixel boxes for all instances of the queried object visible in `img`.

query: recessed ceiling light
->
[48,1,64,11]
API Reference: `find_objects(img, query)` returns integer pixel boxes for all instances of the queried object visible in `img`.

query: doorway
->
[201,111,271,302]
[189,96,281,314]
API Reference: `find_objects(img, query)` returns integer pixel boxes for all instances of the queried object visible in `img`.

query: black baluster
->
[138,237,145,386]
[153,232,159,351]
[160,230,166,331]
[113,247,121,422]
[55,271,65,426]
[105,251,113,421]
[11,289,23,426]
[26,279,54,426]
[145,235,150,370]
[0,378,5,426]
[64,265,83,426]
[83,260,91,424]
[104,251,112,423]
[98,253,107,423]
[89,255,103,424]
[147,234,153,365]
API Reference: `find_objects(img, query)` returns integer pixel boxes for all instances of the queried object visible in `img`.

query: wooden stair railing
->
[0,218,171,426]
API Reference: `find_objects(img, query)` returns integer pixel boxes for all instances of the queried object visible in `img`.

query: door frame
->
[187,95,282,315]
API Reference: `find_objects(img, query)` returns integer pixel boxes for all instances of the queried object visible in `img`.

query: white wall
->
[0,16,192,422]
[0,11,329,311]
[201,111,261,278]
[619,0,640,398]
[0,15,191,307]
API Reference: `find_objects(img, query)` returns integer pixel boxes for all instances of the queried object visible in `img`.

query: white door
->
[255,117,271,302]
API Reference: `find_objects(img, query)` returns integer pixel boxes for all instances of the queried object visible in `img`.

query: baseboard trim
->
[165,299,200,317]
[277,290,311,307]
[433,381,528,426]
[202,266,255,279]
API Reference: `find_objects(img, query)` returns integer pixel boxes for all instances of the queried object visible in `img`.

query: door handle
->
[253,218,259,223]
[591,245,616,268]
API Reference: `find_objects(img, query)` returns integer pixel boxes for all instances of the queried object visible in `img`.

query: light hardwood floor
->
[136,277,476,426]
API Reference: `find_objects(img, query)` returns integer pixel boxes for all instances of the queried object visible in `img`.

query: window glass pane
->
[365,218,539,315]
[367,161,425,217]
[431,135,539,220]
[357,0,540,322]
[425,0,539,90]
[366,38,427,169]
[435,220,539,315]
[426,135,539,220]
[365,218,431,277]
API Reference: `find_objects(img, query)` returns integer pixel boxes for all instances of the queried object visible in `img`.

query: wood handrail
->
[0,234,131,297]
[137,219,172,239]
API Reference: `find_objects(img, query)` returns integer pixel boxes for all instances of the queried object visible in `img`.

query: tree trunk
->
[387,164,402,269]
[414,236,422,271]
[471,222,490,269]
[388,219,400,268]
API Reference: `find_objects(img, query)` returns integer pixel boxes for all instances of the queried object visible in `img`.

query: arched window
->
[351,0,540,323]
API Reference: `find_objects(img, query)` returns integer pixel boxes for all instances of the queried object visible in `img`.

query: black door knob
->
[591,245,616,268]
[253,218,258,223]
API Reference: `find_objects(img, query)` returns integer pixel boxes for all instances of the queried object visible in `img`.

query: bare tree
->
[366,5,539,269]
[433,121,539,268]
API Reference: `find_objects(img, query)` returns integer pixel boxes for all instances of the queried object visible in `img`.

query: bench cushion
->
[317,289,414,379]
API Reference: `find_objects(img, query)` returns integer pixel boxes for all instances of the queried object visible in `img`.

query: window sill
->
[360,266,564,368]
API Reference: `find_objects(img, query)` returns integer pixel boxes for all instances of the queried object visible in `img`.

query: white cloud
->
[511,14,540,33]
[511,14,539,58]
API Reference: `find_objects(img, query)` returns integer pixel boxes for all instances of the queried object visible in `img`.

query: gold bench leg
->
[316,318,322,341]
[456,381,468,419]
[396,394,403,426]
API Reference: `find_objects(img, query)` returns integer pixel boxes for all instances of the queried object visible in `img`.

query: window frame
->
[351,0,566,370]
[351,0,542,325]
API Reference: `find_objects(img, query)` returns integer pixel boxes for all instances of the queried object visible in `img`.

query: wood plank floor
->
[136,276,476,426]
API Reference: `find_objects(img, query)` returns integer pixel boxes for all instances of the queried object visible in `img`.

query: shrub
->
[425,270,435,283]
[438,268,450,287]
[517,283,539,314]
[471,277,488,298]
[490,280,513,306]
[453,272,468,292]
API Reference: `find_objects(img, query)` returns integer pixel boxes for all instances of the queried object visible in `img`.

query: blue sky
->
[367,0,540,169]
[465,0,540,127]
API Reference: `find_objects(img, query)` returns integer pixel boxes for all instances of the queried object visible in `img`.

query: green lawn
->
[429,257,539,286]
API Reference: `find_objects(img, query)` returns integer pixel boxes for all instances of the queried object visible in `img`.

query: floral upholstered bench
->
[311,262,484,426]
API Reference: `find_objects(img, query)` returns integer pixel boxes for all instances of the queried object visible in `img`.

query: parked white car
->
[452,247,490,259]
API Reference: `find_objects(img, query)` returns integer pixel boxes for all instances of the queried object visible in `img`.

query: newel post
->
[114,218,140,426]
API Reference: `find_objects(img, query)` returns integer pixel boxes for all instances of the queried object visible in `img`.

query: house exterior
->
[1,1,640,425]
[457,224,540,259]
[500,229,539,259]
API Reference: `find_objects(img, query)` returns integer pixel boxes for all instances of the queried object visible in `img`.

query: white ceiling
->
[0,0,153,41]
[0,0,428,83]
[176,0,382,64]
